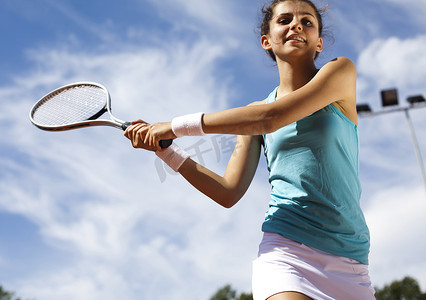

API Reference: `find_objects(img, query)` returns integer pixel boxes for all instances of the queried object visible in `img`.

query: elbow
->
[214,192,242,209]
[222,199,238,209]
[259,105,282,134]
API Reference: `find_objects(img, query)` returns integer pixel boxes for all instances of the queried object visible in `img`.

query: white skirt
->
[252,232,375,300]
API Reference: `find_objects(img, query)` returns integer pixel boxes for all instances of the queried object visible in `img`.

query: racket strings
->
[32,85,107,126]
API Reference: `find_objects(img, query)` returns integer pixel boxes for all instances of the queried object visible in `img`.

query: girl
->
[124,0,375,299]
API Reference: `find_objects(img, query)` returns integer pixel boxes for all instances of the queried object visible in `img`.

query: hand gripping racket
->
[29,82,173,148]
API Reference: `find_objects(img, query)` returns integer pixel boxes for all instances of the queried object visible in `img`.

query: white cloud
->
[376,0,426,22]
[358,35,426,94]
[355,33,426,291]
[0,36,266,299]
[0,1,273,297]
[355,34,426,191]
[365,186,426,290]
[42,0,117,44]
[2,1,426,298]
[143,0,261,60]
[146,0,241,34]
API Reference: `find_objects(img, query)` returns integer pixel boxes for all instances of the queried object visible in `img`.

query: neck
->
[276,58,318,98]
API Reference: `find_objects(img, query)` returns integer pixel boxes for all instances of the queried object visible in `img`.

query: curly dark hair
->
[259,0,327,61]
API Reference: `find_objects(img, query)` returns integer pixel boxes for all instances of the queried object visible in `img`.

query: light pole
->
[357,89,426,192]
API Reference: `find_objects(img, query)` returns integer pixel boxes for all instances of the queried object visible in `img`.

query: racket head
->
[29,82,121,131]
[30,82,173,148]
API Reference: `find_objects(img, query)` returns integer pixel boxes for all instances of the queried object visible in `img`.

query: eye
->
[302,18,314,26]
[278,17,292,25]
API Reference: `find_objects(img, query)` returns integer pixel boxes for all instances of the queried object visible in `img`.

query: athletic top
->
[261,87,370,265]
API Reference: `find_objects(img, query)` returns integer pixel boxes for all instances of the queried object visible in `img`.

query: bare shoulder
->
[321,56,357,76]
[314,57,357,92]
[323,57,358,124]
[332,56,355,65]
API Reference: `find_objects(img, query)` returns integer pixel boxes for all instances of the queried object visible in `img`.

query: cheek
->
[269,27,287,43]
[306,27,321,39]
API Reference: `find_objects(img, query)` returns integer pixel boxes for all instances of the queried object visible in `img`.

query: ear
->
[316,37,324,53]
[261,35,272,51]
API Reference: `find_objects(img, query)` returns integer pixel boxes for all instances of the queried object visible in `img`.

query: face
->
[261,1,323,62]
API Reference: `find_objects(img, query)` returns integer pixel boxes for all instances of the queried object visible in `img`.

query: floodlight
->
[381,89,399,107]
[356,104,372,113]
[407,95,426,105]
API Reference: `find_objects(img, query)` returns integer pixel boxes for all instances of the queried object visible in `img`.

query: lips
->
[286,34,306,43]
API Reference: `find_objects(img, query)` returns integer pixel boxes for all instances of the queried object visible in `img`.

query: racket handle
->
[122,122,173,149]
[122,122,132,130]
[159,139,173,148]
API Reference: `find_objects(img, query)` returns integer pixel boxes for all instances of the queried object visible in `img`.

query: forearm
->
[178,159,239,208]
[177,134,261,208]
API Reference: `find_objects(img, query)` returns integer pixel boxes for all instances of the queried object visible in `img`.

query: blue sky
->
[0,0,426,299]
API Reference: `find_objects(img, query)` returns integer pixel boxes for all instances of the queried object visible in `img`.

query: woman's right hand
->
[123,119,157,151]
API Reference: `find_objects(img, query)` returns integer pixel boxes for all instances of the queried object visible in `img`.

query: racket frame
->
[29,81,173,148]
[29,82,128,132]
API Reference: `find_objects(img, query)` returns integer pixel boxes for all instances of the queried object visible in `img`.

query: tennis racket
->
[29,82,173,148]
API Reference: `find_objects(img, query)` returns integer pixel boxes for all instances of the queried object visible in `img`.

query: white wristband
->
[156,143,190,172]
[171,112,205,137]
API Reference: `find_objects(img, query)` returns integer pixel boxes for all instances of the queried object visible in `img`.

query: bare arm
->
[124,104,264,208]
[178,134,262,208]
[202,57,357,135]
[177,101,266,207]
[144,57,357,150]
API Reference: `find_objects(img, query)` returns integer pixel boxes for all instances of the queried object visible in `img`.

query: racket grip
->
[122,122,132,130]
[122,122,172,149]
[159,139,173,148]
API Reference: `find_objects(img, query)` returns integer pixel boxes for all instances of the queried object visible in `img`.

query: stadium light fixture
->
[407,95,426,106]
[381,88,399,107]
[358,89,426,194]
[356,104,372,113]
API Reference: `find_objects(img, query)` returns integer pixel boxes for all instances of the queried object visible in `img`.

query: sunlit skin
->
[262,2,323,62]
[124,2,357,152]
[123,0,358,195]
[124,2,358,298]
[268,291,313,300]
[261,1,324,98]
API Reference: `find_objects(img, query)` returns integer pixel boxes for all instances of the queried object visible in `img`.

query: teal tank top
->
[262,87,370,265]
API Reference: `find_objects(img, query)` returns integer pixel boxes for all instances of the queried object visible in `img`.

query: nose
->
[290,19,303,31]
